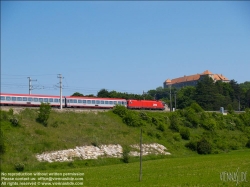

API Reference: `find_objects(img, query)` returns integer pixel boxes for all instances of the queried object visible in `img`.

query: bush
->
[169,113,180,132]
[200,118,217,131]
[0,130,5,155]
[122,111,145,127]
[51,121,59,128]
[157,123,165,132]
[197,138,212,154]
[37,103,51,126]
[9,115,20,126]
[185,141,197,151]
[227,104,234,114]
[180,128,190,140]
[190,103,204,113]
[15,163,25,171]
[113,105,128,118]
[173,133,181,141]
[246,139,250,148]
[122,146,130,163]
[139,112,150,121]
[155,133,162,140]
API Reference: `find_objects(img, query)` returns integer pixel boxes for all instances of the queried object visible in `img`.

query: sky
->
[1,1,250,96]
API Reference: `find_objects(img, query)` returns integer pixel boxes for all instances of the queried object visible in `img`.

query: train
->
[0,93,166,110]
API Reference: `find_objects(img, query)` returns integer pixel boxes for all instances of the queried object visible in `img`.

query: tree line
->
[72,76,250,111]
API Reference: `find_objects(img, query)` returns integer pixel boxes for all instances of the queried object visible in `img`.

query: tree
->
[194,76,217,110]
[176,86,196,109]
[72,92,84,97]
[197,138,212,154]
[97,89,110,98]
[37,103,51,126]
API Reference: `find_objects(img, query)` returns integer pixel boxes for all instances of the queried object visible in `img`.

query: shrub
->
[197,138,212,154]
[180,128,190,140]
[185,141,197,151]
[147,131,154,137]
[173,133,181,141]
[122,146,130,163]
[246,139,250,148]
[0,130,5,155]
[227,104,234,114]
[155,133,162,140]
[152,117,158,126]
[113,105,128,118]
[51,121,59,128]
[8,108,14,116]
[139,112,150,121]
[169,113,180,132]
[190,103,204,113]
[157,123,165,132]
[37,103,51,126]
[15,163,25,171]
[9,115,20,126]
[122,111,144,127]
[200,118,217,131]
[91,141,99,147]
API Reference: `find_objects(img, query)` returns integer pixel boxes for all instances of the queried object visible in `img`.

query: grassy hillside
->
[0,105,250,172]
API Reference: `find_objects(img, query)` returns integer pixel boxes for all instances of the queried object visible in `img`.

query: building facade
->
[163,70,230,89]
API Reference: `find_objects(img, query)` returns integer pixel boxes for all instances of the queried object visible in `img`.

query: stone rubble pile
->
[36,143,170,163]
[130,143,171,156]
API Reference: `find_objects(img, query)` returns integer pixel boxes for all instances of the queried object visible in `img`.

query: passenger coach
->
[0,93,127,109]
[0,93,64,107]
[65,96,127,109]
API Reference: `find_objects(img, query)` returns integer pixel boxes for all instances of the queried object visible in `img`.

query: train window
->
[74,100,77,103]
[96,100,100,104]
[34,98,38,102]
[101,101,104,104]
[17,97,22,101]
[114,101,117,105]
[39,98,43,102]
[1,96,5,100]
[44,98,48,102]
[28,98,33,102]
[122,101,126,105]
[105,101,108,104]
[78,100,83,103]
[6,97,11,101]
[54,99,59,103]
[12,97,16,101]
[59,99,64,103]
[92,100,95,104]
[109,101,113,105]
[49,98,53,102]
[118,101,121,105]
[69,99,73,103]
[87,100,91,104]
[23,97,27,101]
[83,100,86,104]
[63,99,65,102]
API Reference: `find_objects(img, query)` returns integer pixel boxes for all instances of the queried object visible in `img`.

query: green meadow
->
[1,106,250,186]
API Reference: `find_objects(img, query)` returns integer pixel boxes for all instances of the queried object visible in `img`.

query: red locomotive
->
[127,99,165,110]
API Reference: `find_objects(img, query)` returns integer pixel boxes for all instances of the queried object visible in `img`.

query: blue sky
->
[1,1,250,96]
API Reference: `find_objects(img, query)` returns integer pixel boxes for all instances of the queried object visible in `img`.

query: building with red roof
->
[163,70,230,89]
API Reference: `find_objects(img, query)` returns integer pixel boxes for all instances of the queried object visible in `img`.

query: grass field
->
[2,149,248,187]
[64,150,250,187]
[1,107,250,186]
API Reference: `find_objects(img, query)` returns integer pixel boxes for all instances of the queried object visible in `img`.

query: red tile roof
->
[165,70,229,85]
